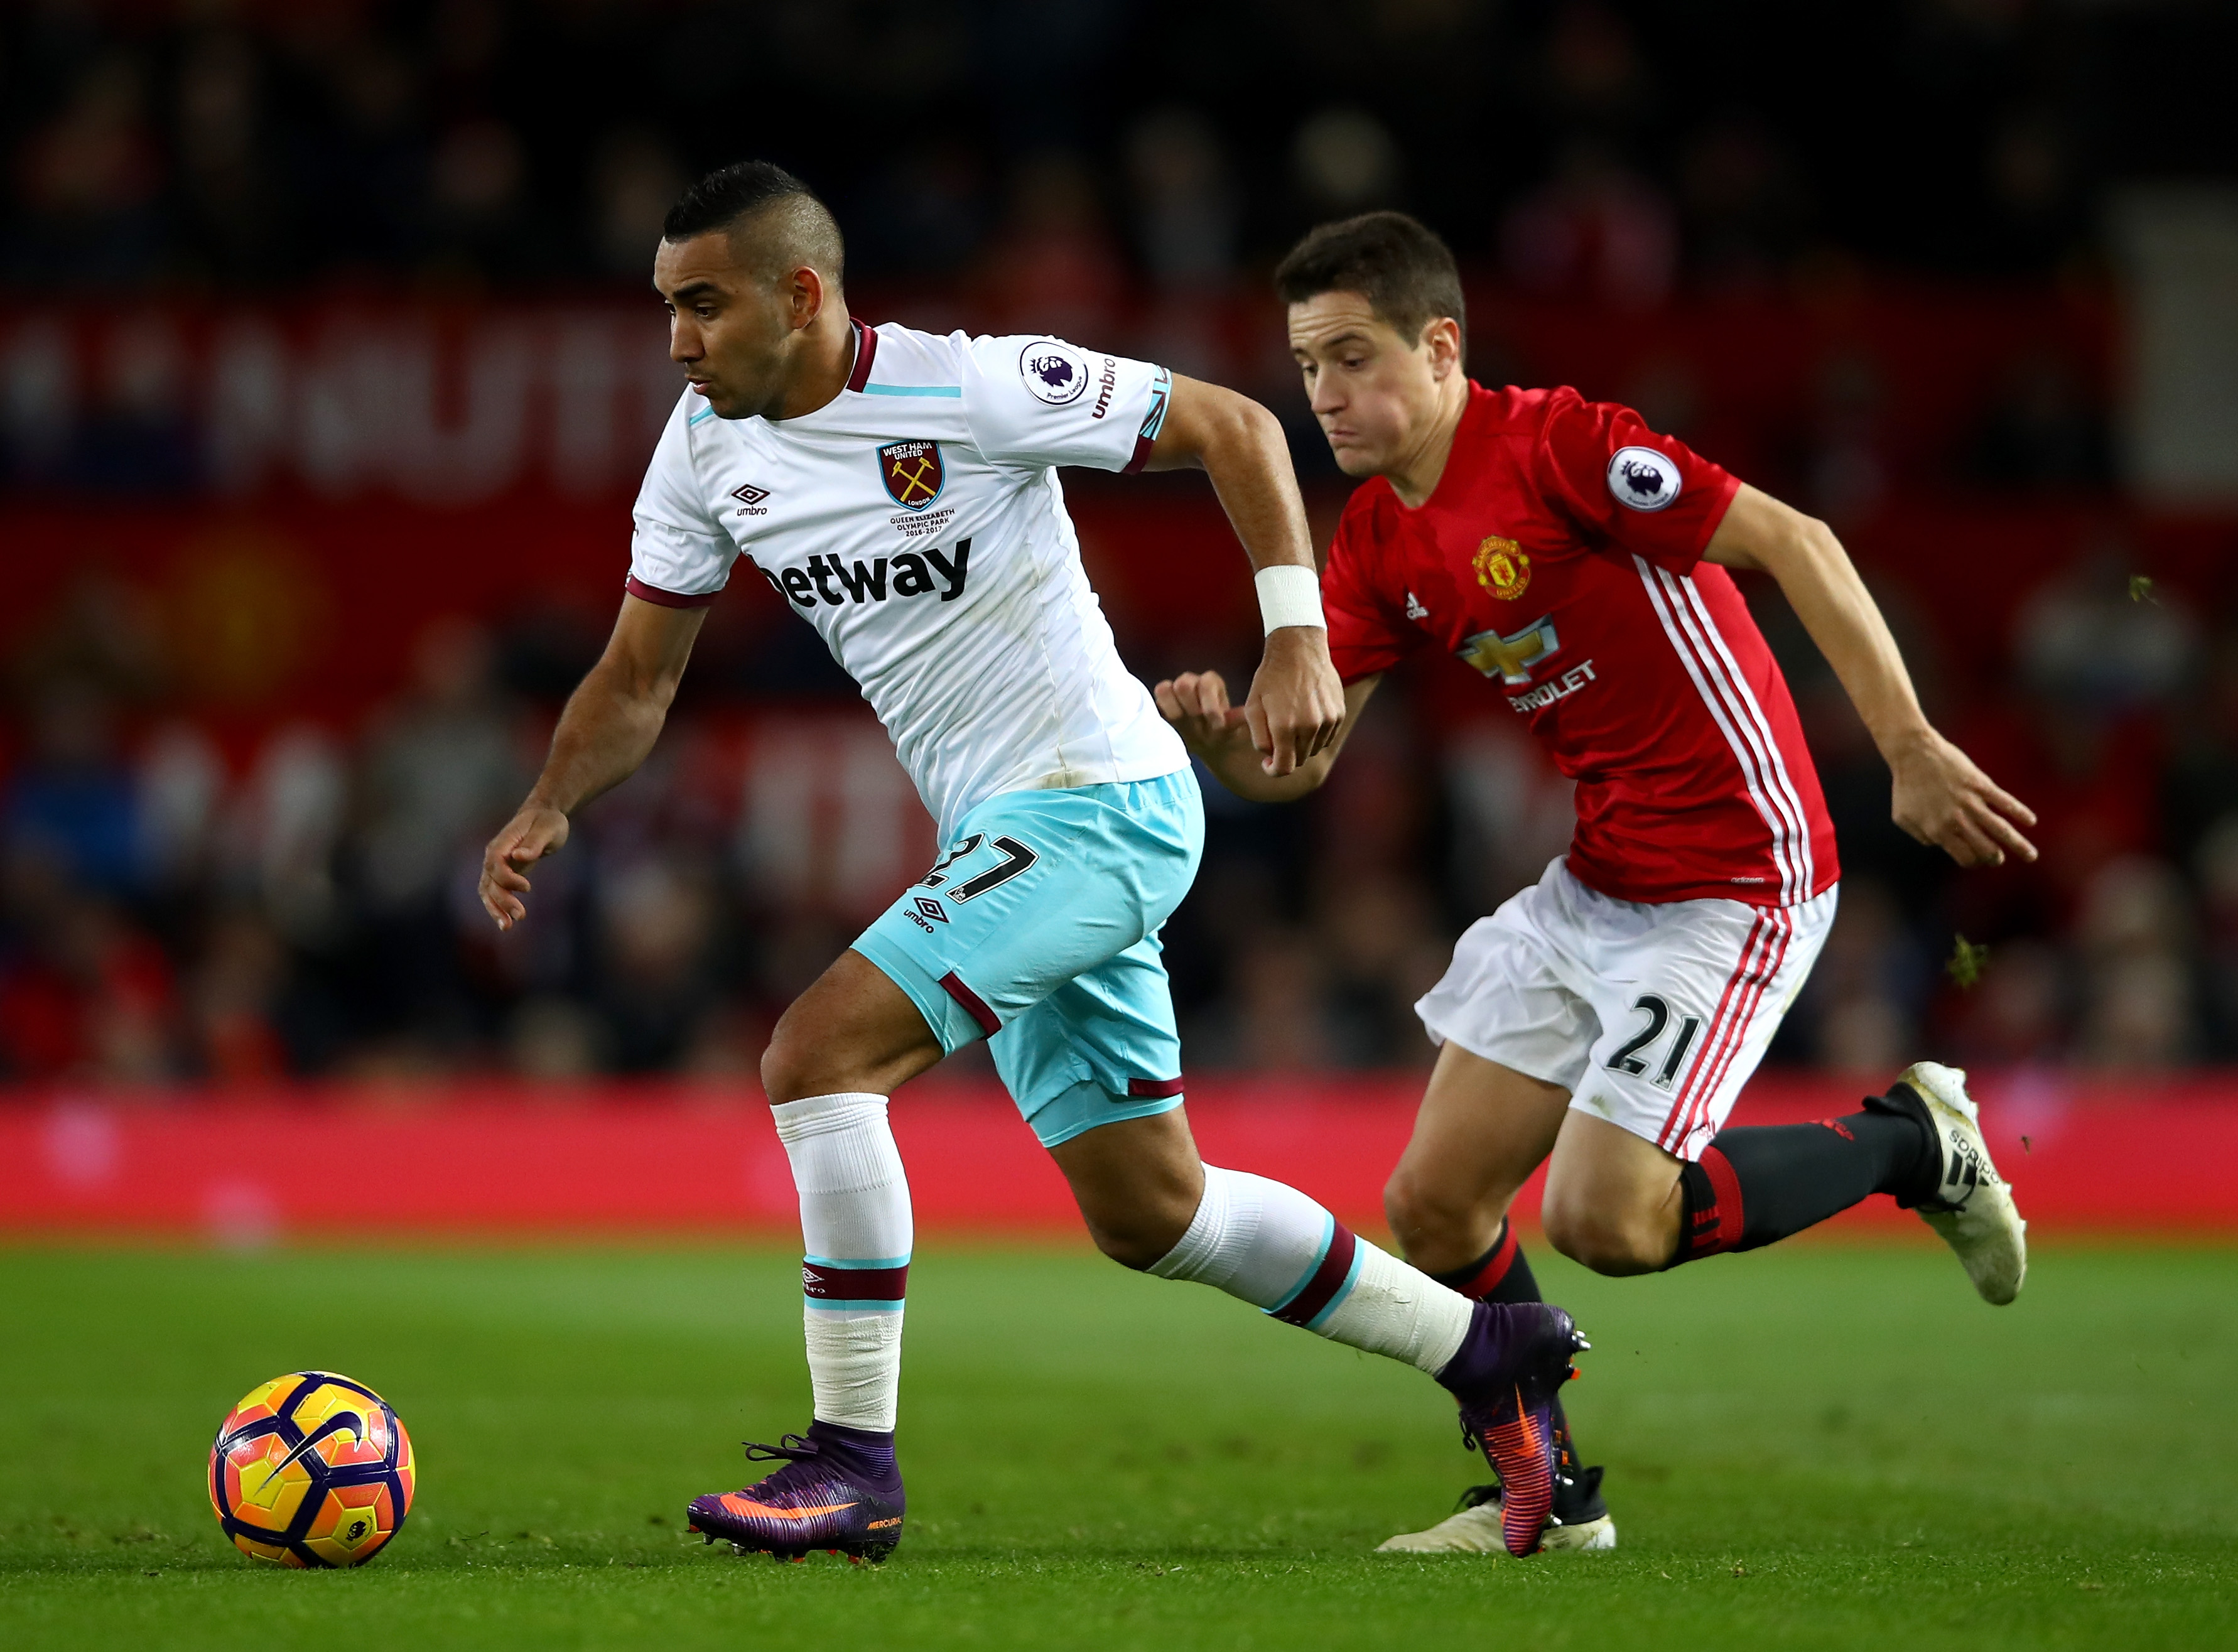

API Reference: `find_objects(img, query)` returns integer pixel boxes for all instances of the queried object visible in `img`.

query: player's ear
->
[786,264,826,332]
[1423,317,1462,379]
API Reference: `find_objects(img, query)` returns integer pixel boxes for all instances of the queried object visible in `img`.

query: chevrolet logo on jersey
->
[1457,617,1560,684]
[878,440,944,510]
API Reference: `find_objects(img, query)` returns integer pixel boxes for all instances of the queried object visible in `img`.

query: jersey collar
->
[844,318,877,393]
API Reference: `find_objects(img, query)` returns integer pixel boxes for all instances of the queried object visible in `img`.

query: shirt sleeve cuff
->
[1121,366,1173,474]
[624,575,723,609]
[1685,470,1745,563]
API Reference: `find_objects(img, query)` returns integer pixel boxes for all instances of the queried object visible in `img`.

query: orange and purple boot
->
[1434,1300,1589,1557]
[686,1421,904,1563]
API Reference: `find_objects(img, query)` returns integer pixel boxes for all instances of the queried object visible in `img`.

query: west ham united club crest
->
[878,440,944,510]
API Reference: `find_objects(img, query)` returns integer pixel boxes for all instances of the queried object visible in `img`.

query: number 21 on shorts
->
[1607,994,1703,1091]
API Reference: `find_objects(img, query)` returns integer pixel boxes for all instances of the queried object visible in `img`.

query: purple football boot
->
[1434,1300,1589,1557]
[686,1421,905,1563]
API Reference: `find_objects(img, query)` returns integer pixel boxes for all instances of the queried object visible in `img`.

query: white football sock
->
[770,1092,911,1432]
[1148,1164,1471,1376]
[1317,1240,1474,1375]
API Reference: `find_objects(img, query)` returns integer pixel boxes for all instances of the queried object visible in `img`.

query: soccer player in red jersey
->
[1157,213,2038,1555]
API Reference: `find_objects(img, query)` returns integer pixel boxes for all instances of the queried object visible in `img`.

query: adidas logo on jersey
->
[1405,590,1429,620]
[761,540,973,609]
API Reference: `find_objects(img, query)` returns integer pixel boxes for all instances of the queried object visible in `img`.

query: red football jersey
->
[1323,382,1837,908]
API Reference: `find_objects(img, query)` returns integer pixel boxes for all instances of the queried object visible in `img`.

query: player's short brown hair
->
[1274,211,1466,352]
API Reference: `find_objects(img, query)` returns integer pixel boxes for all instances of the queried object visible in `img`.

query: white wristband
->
[1255,564,1326,635]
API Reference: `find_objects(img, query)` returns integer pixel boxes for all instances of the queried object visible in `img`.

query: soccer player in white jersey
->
[477,162,1590,1562]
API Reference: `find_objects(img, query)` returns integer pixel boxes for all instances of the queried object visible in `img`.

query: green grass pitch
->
[1,1236,2232,1649]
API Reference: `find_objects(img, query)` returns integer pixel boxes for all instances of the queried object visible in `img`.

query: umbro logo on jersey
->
[731,482,770,517]
[1088,354,1120,419]
[760,541,973,609]
[878,441,944,510]
[1457,616,1560,684]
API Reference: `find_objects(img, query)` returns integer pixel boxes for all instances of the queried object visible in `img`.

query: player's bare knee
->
[1051,1111,1205,1272]
[1383,1167,1468,1255]
[1082,1202,1191,1271]
[1086,1224,1162,1271]
[1073,1170,1198,1271]
[759,1013,838,1106]
[758,1033,803,1106]
[1546,1223,1657,1276]
[1543,1199,1666,1277]
[1381,1167,1426,1236]
[1595,1231,1670,1276]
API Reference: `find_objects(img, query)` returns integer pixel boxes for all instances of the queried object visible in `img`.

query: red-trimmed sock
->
[1670,1092,1936,1266]
[1427,1216,1542,1305]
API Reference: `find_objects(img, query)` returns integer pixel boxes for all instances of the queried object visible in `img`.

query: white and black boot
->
[1377,1464,1615,1555]
[1878,1062,2027,1305]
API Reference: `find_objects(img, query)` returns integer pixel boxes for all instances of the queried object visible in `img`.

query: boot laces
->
[742,1432,820,1465]
[735,1433,831,1499]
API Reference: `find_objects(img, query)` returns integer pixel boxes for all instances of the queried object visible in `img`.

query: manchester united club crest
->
[1474,536,1530,601]
[878,440,944,511]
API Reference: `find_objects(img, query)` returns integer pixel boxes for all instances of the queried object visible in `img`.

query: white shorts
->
[1416,857,1837,1162]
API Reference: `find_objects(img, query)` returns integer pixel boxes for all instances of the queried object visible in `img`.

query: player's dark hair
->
[663,159,845,283]
[1274,211,1466,352]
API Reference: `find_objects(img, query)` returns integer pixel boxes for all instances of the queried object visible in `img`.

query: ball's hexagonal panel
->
[303,1479,397,1567]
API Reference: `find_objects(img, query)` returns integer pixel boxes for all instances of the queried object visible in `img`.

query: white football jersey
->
[629,321,1191,839]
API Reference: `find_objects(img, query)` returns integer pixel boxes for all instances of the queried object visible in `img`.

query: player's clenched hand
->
[1153,669,1253,756]
[1243,628,1346,777]
[1888,730,2038,868]
[478,804,571,930]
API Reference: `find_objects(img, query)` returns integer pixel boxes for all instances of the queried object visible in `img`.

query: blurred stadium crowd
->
[2,0,2225,293]
[8,537,2237,1088]
[3,0,2236,1088]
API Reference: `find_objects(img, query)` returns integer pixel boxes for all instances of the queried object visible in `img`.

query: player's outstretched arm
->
[478,595,708,929]
[1703,484,2038,868]
[1142,375,1345,777]
[1155,670,1380,803]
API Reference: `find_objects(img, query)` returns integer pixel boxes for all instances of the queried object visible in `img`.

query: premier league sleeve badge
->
[1606,446,1682,512]
[1018,340,1091,405]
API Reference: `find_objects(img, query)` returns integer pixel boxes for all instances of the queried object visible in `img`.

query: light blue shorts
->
[853,770,1204,1147]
